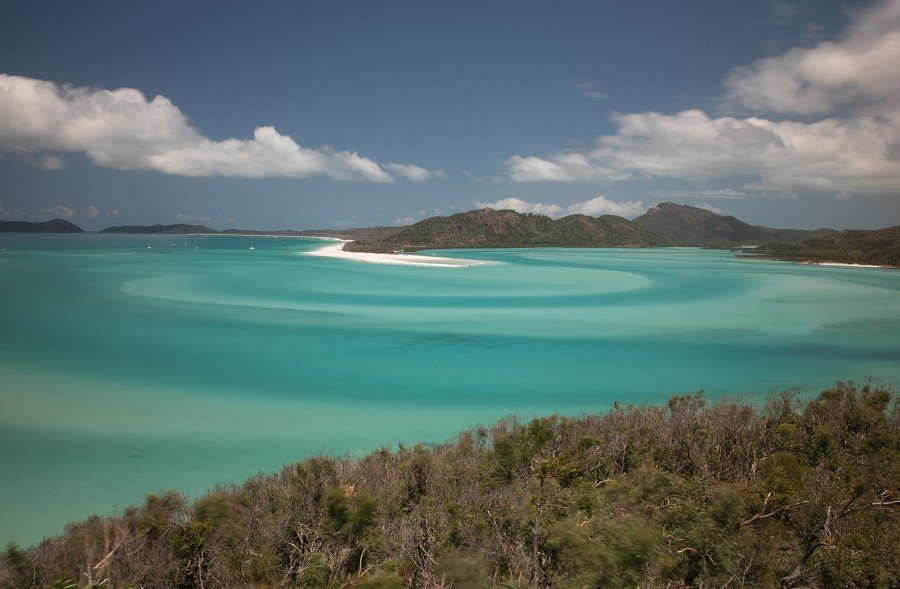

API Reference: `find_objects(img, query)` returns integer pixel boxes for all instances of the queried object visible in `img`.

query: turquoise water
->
[1,233,898,546]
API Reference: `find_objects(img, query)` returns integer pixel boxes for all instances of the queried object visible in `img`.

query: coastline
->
[305,239,492,267]
[814,262,886,268]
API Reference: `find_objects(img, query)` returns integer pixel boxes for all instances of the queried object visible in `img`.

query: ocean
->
[1,233,898,546]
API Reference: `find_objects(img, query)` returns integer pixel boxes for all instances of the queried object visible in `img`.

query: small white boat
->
[146,246,152,250]
[249,246,256,251]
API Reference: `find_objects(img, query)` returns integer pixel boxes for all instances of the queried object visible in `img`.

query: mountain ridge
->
[632,202,834,246]
[0,218,84,233]
[343,203,833,253]
[755,225,900,267]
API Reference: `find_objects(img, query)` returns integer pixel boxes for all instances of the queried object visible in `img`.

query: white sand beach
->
[817,262,886,269]
[305,240,492,267]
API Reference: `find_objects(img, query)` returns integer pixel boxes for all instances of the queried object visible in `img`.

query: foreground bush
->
[2,381,898,588]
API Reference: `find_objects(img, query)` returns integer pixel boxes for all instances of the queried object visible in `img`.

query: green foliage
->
[345,208,666,253]
[324,486,377,540]
[757,225,900,266]
[437,552,492,589]
[346,572,404,589]
[294,552,333,588]
[2,382,897,589]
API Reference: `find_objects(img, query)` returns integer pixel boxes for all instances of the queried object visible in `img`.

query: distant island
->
[0,218,84,233]
[754,226,900,268]
[4,203,897,266]
[3,381,896,588]
[98,223,400,241]
[340,203,833,253]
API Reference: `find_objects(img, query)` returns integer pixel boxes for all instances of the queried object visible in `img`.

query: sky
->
[1,0,899,230]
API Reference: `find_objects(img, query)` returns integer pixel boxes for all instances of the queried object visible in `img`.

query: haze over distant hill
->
[0,219,84,233]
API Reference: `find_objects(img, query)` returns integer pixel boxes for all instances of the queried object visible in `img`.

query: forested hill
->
[3,382,897,589]
[755,226,900,267]
[343,203,833,253]
[344,208,664,253]
[0,219,84,233]
[100,223,219,234]
[632,202,834,247]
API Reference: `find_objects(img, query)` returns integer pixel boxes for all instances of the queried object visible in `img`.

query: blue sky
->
[1,0,898,230]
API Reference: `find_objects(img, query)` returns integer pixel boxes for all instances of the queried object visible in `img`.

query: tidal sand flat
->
[305,239,495,267]
[1,233,898,546]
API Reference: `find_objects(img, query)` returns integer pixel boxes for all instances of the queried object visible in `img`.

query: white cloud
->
[727,0,900,115]
[566,196,646,217]
[507,109,900,194]
[39,154,65,170]
[394,209,431,226]
[173,213,205,223]
[474,197,563,217]
[474,196,646,218]
[696,203,726,214]
[0,202,28,219]
[574,81,608,100]
[0,74,433,182]
[42,205,75,219]
[650,188,751,200]
[171,212,236,226]
[385,163,444,182]
[505,0,900,197]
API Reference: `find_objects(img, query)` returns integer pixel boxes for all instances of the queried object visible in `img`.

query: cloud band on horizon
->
[474,196,646,219]
[0,74,439,182]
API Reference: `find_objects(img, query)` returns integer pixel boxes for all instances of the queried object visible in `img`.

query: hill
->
[0,219,84,233]
[2,382,896,588]
[633,202,832,246]
[100,223,218,234]
[97,224,403,240]
[755,226,900,267]
[344,208,664,253]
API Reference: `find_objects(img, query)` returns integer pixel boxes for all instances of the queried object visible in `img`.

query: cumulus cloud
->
[474,197,563,217]
[506,0,900,197]
[566,196,646,217]
[474,196,646,218]
[42,205,75,219]
[385,163,445,182]
[0,74,437,182]
[726,0,900,115]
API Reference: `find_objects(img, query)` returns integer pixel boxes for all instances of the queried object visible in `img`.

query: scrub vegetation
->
[756,226,900,267]
[2,381,898,589]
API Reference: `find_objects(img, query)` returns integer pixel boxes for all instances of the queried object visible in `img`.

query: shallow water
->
[1,233,898,545]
